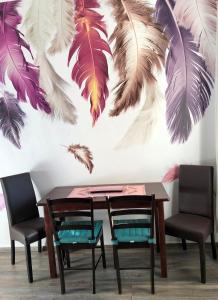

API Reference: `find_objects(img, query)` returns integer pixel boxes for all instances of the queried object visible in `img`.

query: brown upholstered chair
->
[1,173,45,283]
[165,165,217,283]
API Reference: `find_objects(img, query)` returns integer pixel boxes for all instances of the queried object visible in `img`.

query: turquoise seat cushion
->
[113,219,155,244]
[56,220,103,245]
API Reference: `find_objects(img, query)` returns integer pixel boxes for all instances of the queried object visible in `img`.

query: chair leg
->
[65,250,71,268]
[150,244,155,294]
[100,234,106,269]
[92,248,96,294]
[113,246,122,294]
[56,247,65,294]
[199,242,206,284]
[112,244,117,270]
[210,233,217,259]
[25,244,33,283]
[38,240,42,253]
[11,240,15,265]
[181,239,187,250]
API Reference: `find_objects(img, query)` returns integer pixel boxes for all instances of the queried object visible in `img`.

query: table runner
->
[67,184,146,198]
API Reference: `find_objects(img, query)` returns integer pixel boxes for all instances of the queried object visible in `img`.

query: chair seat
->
[165,213,212,242]
[113,219,154,244]
[57,220,103,244]
[11,217,45,244]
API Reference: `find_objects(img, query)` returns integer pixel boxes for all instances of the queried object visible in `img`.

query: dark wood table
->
[38,182,169,278]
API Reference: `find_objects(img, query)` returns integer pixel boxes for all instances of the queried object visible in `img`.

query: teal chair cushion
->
[113,219,155,244]
[55,220,103,245]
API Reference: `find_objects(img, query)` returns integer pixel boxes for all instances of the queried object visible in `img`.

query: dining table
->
[37,182,169,278]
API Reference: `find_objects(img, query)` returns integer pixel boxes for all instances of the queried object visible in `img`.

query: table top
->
[37,182,169,207]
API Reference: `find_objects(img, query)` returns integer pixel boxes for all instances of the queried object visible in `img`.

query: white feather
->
[23,0,55,52]
[37,53,77,124]
[116,84,163,149]
[122,19,165,97]
[125,19,164,74]
[23,0,77,124]
[48,0,75,55]
[174,0,217,77]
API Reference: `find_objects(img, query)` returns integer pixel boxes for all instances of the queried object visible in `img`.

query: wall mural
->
[0,194,5,211]
[0,0,216,174]
[162,164,179,183]
[68,0,111,125]
[156,0,215,143]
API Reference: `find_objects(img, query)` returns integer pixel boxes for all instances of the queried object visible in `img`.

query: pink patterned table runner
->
[68,184,146,198]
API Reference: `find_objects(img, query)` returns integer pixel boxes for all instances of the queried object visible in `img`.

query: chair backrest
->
[107,195,155,241]
[179,165,214,219]
[46,197,94,244]
[1,172,39,226]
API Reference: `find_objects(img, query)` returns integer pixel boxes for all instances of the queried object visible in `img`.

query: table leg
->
[155,206,160,253]
[44,206,57,278]
[157,202,167,278]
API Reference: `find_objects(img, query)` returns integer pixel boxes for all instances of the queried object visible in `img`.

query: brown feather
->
[109,0,168,116]
[68,144,94,174]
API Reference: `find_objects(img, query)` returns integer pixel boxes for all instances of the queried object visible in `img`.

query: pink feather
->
[68,0,111,125]
[162,165,180,183]
[0,194,5,211]
[0,1,51,113]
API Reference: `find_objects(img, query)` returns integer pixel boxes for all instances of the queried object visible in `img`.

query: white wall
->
[0,0,216,246]
[0,84,215,247]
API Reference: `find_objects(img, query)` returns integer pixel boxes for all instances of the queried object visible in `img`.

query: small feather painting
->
[67,144,94,174]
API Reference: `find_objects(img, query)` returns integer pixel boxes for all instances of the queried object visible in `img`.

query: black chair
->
[46,197,106,294]
[107,195,156,294]
[1,172,45,283]
[165,165,217,283]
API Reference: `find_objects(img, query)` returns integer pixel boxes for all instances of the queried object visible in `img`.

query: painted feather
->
[0,194,5,211]
[36,53,77,124]
[155,0,213,143]
[162,164,179,183]
[174,0,217,77]
[109,0,167,117]
[0,1,51,113]
[23,0,77,124]
[0,87,25,148]
[68,144,94,173]
[23,0,55,52]
[116,83,163,148]
[68,0,111,125]
[48,0,76,55]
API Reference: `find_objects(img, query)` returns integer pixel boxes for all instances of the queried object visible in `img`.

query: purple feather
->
[0,1,51,113]
[155,0,213,143]
[0,88,25,148]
